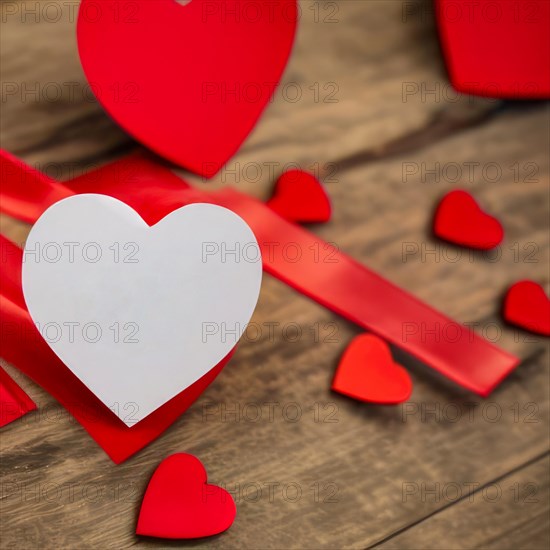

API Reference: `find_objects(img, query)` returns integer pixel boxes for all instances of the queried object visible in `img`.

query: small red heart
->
[266,170,332,223]
[434,190,503,250]
[436,0,550,99]
[332,334,412,404]
[503,280,550,336]
[77,0,297,177]
[137,454,236,539]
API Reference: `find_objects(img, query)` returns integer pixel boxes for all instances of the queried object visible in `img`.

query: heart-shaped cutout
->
[433,190,503,250]
[503,280,550,336]
[22,195,262,424]
[332,334,412,404]
[266,169,332,223]
[77,0,297,177]
[436,0,550,98]
[137,453,236,539]
[0,156,242,462]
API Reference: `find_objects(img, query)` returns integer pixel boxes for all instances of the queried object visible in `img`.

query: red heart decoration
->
[433,190,503,250]
[137,454,236,539]
[266,169,332,223]
[503,280,550,336]
[77,0,297,178]
[436,0,550,98]
[332,334,412,404]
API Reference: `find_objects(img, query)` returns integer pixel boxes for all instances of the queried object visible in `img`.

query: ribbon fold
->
[0,366,36,428]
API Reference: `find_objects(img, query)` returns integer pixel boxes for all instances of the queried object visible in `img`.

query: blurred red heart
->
[267,170,332,223]
[436,0,550,98]
[434,190,503,250]
[137,454,236,539]
[77,0,297,178]
[503,281,550,336]
[332,334,412,404]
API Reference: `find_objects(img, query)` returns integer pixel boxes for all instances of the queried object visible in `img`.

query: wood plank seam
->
[368,450,550,549]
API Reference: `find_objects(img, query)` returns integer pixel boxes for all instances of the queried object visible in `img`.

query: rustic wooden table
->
[1,1,549,549]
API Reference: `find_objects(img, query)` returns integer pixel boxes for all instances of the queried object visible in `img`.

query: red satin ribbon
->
[0,151,519,460]
[0,366,36,428]
[0,150,72,224]
[63,153,518,395]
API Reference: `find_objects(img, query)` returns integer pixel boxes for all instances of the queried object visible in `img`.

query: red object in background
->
[267,169,332,224]
[0,367,36,428]
[503,280,550,336]
[137,454,236,539]
[434,190,504,250]
[332,334,412,404]
[436,0,550,99]
[77,0,297,178]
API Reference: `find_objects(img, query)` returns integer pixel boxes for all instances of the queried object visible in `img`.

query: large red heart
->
[433,190,503,250]
[332,334,412,404]
[503,280,550,336]
[137,453,236,539]
[266,169,332,224]
[436,0,550,98]
[77,0,297,178]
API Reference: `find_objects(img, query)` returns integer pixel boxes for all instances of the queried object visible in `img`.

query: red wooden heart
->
[266,169,332,223]
[434,190,503,250]
[332,334,412,404]
[137,454,236,539]
[436,0,550,98]
[503,280,550,336]
[77,0,297,178]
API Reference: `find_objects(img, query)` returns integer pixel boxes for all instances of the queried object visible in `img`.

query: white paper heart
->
[22,195,262,425]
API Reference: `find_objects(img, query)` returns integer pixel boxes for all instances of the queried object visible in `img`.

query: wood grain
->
[1,1,549,549]
[375,455,550,550]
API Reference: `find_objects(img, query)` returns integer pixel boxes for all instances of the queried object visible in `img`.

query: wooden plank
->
[375,454,550,550]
